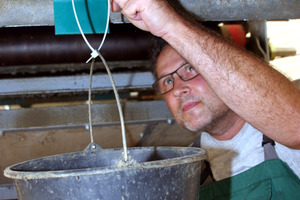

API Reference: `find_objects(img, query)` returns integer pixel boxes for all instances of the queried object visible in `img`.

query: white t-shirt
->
[200,122,300,181]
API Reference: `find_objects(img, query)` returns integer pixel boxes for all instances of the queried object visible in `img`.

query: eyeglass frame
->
[152,62,200,95]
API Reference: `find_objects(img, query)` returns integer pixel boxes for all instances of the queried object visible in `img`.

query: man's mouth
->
[181,101,200,112]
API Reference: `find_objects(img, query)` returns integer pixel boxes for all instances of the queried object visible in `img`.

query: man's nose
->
[172,74,190,97]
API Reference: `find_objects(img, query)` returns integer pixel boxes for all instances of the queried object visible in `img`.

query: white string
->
[71,0,111,63]
[71,0,128,161]
[71,0,94,52]
[86,0,111,63]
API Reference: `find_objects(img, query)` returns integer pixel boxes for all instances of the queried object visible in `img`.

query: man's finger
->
[111,1,121,12]
[111,0,127,12]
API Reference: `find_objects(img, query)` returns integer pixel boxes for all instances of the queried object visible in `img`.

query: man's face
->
[156,45,229,132]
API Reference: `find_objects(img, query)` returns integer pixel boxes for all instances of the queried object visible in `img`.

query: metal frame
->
[1,0,299,27]
[0,61,152,76]
[177,0,300,21]
[0,100,173,133]
[0,72,154,97]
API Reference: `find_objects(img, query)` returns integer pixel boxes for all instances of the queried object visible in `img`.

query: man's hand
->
[111,0,180,38]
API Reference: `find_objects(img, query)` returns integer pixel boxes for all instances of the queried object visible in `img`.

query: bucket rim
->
[4,146,206,180]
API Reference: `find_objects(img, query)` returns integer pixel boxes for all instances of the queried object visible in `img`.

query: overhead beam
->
[0,61,152,76]
[0,0,300,27]
[0,72,154,96]
[177,0,300,21]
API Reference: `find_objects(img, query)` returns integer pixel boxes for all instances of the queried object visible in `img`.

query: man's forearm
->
[163,18,300,148]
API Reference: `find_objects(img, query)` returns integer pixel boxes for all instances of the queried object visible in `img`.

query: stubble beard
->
[178,96,230,133]
[182,109,213,132]
[177,95,207,132]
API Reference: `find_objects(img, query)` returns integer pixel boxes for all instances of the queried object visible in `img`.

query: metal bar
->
[0,72,154,96]
[177,0,300,21]
[1,0,299,27]
[0,61,152,76]
[0,100,173,132]
[0,184,17,200]
[0,0,54,27]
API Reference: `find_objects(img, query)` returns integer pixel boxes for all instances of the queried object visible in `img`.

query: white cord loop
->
[72,0,110,62]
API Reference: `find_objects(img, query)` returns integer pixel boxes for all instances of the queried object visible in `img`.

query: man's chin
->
[182,120,205,132]
[176,109,207,131]
[180,114,211,132]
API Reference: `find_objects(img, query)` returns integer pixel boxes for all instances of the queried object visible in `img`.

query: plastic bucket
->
[4,145,206,200]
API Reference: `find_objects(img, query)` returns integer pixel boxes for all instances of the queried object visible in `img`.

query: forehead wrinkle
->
[157,45,186,78]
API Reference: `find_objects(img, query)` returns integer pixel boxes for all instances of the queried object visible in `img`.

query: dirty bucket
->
[4,145,206,200]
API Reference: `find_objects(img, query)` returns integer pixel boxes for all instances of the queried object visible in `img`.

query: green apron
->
[198,134,300,200]
[199,159,300,199]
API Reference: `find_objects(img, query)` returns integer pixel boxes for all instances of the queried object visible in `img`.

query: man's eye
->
[163,77,173,86]
[186,65,194,72]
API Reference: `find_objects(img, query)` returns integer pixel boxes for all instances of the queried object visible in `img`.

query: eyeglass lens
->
[153,63,199,94]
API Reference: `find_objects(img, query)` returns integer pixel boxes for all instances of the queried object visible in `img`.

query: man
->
[112,0,300,198]
[154,42,300,177]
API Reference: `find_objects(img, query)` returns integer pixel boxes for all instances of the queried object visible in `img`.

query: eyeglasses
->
[153,62,199,95]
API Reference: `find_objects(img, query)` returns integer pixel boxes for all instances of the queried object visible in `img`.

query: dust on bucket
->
[4,145,206,200]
